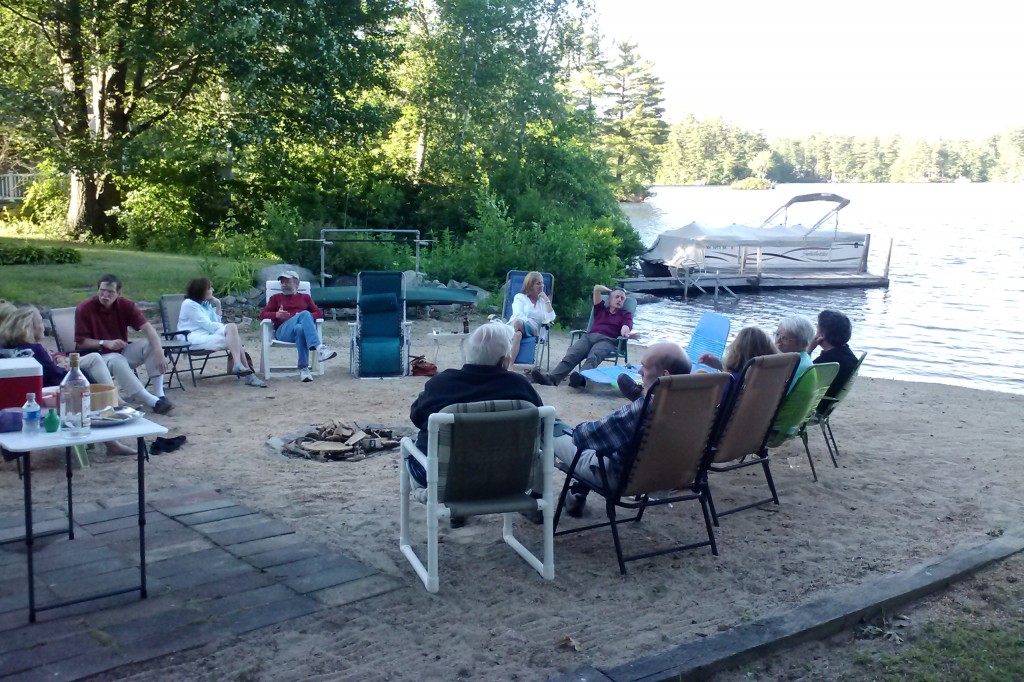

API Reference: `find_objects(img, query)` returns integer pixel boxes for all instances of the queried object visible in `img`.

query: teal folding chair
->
[501,270,554,369]
[348,271,411,378]
[569,294,638,369]
[686,312,730,366]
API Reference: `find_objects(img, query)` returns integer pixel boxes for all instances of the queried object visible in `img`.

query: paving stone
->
[280,563,377,595]
[202,521,295,547]
[151,495,234,518]
[175,505,258,526]
[75,503,153,526]
[143,535,217,564]
[0,519,71,544]
[40,556,132,586]
[220,594,320,636]
[46,566,147,601]
[224,533,306,558]
[79,509,162,535]
[0,611,86,655]
[192,583,297,619]
[181,571,278,601]
[0,508,66,531]
[81,593,185,630]
[308,574,403,607]
[148,547,238,579]
[157,557,259,592]
[98,519,191,547]
[0,631,106,677]
[191,513,272,534]
[25,540,118,573]
[244,543,327,569]
[2,647,129,682]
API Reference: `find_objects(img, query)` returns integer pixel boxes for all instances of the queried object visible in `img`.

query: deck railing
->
[0,173,36,202]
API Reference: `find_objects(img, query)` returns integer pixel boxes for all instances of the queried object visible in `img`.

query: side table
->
[0,418,168,622]
[428,330,470,365]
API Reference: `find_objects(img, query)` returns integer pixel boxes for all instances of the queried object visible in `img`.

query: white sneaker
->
[317,344,337,363]
[300,368,314,383]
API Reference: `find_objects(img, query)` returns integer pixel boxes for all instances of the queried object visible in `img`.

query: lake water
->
[620,183,1024,395]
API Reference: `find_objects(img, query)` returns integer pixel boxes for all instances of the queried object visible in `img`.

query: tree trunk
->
[67,171,123,241]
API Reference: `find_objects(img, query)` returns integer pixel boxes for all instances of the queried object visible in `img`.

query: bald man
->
[555,342,692,518]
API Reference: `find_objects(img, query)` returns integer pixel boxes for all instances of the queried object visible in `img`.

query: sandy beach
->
[3,317,1022,681]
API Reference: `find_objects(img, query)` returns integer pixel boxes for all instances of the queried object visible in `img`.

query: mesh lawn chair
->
[501,270,554,369]
[686,311,730,369]
[569,294,638,369]
[808,352,867,467]
[399,401,557,593]
[705,353,799,525]
[260,280,325,380]
[158,294,231,387]
[554,373,731,574]
[767,363,840,481]
[348,271,411,378]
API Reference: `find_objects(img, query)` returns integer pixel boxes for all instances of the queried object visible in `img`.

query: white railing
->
[0,173,36,201]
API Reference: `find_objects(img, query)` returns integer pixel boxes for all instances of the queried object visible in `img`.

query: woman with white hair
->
[774,314,816,391]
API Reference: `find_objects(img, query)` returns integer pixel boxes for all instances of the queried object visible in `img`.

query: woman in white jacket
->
[178,277,265,387]
[507,271,555,366]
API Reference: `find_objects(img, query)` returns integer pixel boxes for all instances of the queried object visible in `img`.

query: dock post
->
[884,237,893,279]
[714,271,720,306]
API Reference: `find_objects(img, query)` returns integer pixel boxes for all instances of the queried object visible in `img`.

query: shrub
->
[0,243,82,265]
[19,163,70,236]
[114,183,200,253]
[730,177,773,190]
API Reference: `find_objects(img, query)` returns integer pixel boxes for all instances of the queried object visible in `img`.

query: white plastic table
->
[0,418,168,622]
[428,330,470,364]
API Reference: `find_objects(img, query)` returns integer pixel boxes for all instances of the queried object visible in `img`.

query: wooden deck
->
[619,269,889,296]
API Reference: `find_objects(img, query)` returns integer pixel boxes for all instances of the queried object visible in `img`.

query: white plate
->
[90,407,145,428]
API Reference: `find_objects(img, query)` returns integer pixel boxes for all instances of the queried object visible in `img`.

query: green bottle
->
[44,408,60,433]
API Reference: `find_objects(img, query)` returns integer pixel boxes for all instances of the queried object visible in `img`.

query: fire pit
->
[272,419,415,462]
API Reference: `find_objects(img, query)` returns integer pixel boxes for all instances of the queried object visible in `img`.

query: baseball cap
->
[277,270,300,281]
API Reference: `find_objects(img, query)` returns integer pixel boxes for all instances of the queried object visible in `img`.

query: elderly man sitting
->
[774,314,816,391]
[555,342,691,518]
[408,323,544,527]
[259,271,336,383]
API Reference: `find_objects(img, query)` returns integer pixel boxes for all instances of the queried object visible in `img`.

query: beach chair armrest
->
[401,437,429,469]
[162,329,190,341]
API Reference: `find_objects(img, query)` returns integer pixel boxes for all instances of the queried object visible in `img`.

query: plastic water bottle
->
[59,353,91,436]
[21,393,40,435]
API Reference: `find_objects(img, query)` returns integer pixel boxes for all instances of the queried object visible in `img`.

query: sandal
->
[244,375,267,388]
[233,363,255,377]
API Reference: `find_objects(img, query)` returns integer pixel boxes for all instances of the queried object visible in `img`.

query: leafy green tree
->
[0,0,400,240]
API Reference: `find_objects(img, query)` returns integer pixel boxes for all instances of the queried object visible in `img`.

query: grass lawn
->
[0,235,271,308]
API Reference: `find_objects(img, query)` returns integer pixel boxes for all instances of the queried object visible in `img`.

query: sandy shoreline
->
[3,318,1023,680]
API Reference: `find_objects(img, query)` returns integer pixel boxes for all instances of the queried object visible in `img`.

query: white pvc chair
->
[399,401,556,593]
[260,280,326,380]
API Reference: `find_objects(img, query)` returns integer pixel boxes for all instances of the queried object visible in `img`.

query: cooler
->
[0,357,44,410]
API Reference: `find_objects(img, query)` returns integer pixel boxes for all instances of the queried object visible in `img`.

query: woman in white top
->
[507,271,555,366]
[178,277,265,387]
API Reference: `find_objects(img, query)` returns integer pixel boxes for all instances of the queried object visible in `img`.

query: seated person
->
[773,315,816,392]
[808,309,859,400]
[556,342,691,518]
[178,277,265,387]
[408,323,544,527]
[74,274,173,414]
[531,284,637,389]
[697,326,778,383]
[258,271,335,383]
[0,306,134,455]
[506,271,555,366]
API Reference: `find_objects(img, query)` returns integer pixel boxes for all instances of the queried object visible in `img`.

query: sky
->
[590,0,1021,140]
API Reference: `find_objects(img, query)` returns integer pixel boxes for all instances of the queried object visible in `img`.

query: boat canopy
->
[643,222,869,269]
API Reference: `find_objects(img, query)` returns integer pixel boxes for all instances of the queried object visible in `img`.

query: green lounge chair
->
[766,362,840,482]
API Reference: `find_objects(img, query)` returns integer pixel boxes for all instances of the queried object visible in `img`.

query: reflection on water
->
[623,184,1024,395]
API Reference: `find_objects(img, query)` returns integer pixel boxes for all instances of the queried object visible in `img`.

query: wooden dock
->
[619,269,889,296]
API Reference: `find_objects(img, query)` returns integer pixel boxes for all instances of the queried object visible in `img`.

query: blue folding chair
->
[349,271,411,378]
[502,270,554,369]
[686,312,730,369]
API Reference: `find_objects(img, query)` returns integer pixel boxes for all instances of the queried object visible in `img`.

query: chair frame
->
[501,270,555,370]
[568,293,637,369]
[767,363,841,481]
[553,373,731,574]
[347,271,412,379]
[705,353,800,525]
[260,280,325,380]
[811,352,867,467]
[399,403,557,593]
[158,294,232,387]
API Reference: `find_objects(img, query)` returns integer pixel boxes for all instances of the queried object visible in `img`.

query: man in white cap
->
[258,271,335,382]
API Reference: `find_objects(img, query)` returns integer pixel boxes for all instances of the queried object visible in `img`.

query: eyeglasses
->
[775,332,794,343]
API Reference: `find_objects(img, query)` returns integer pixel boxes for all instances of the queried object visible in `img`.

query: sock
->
[151,375,165,397]
[136,392,159,408]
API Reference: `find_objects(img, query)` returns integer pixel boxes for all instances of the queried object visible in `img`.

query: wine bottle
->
[59,353,92,436]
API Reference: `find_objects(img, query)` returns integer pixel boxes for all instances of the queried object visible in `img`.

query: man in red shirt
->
[75,274,173,414]
[531,284,638,388]
[258,271,336,382]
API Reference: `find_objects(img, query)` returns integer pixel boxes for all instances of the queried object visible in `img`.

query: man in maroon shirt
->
[75,274,173,414]
[531,285,638,388]
[258,271,336,383]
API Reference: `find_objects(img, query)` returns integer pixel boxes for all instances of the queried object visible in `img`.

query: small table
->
[0,418,168,622]
[428,330,470,364]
